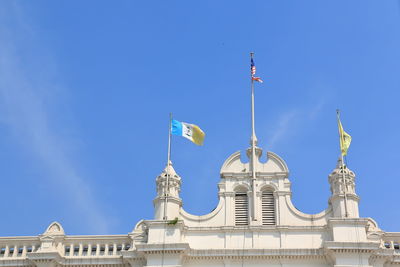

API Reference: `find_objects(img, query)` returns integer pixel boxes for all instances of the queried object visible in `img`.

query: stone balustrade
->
[62,236,132,257]
[381,233,400,251]
[0,237,40,259]
[0,235,132,259]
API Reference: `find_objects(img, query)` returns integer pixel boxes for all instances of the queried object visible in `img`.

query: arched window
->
[235,191,248,226]
[261,189,275,225]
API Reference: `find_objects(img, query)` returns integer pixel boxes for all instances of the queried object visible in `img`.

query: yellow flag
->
[338,119,351,156]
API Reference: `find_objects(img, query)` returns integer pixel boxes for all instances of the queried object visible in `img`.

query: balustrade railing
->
[0,236,132,259]
[381,233,400,251]
[63,238,132,257]
[0,237,40,259]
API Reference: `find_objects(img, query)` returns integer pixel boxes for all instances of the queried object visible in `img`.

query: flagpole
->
[164,112,172,221]
[336,109,349,218]
[250,52,257,221]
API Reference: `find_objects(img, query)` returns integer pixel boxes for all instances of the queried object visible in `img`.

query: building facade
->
[1,144,399,267]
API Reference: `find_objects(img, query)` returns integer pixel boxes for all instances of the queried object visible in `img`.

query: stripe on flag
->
[251,58,263,83]
[252,77,263,83]
[251,58,256,76]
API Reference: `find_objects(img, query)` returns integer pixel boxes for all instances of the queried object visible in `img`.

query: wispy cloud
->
[268,110,298,149]
[266,99,326,149]
[0,3,109,233]
[308,98,325,120]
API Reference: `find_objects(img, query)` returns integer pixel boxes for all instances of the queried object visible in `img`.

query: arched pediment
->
[220,151,246,174]
[43,221,65,236]
[259,183,278,192]
[233,183,250,192]
[220,150,289,176]
[262,152,289,173]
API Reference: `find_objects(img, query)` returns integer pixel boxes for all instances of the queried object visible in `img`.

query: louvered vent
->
[235,193,248,226]
[262,191,276,225]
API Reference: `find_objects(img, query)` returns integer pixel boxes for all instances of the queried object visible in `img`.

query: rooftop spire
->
[163,160,177,177]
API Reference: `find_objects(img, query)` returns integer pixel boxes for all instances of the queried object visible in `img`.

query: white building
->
[0,138,399,267]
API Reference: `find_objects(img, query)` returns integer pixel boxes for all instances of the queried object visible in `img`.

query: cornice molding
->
[324,241,380,253]
[0,259,34,266]
[135,243,189,255]
[185,248,325,260]
[182,225,328,232]
[327,218,368,227]
[153,196,182,205]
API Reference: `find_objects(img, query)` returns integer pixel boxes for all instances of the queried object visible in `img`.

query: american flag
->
[251,58,256,76]
[251,58,263,83]
[252,77,263,83]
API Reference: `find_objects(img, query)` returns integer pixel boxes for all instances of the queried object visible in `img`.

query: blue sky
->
[0,1,399,236]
